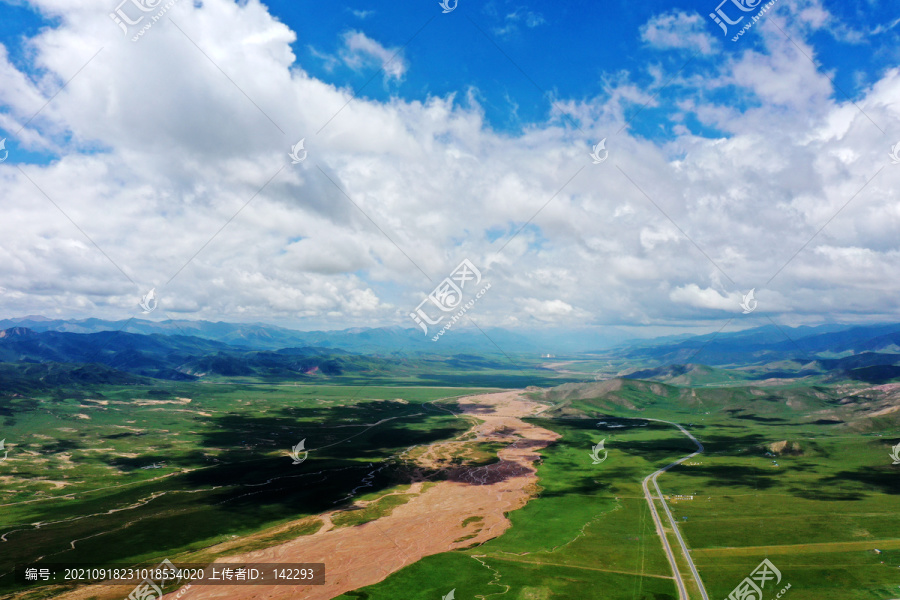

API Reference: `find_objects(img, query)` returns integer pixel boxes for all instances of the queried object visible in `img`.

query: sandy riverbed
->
[53,390,558,600]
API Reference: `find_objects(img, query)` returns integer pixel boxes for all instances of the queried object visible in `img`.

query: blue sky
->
[0,0,899,335]
[275,0,899,134]
[3,0,899,148]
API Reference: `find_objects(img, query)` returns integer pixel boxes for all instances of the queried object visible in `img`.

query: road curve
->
[640,419,709,600]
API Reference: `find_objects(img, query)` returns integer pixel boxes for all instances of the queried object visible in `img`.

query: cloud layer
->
[0,0,898,337]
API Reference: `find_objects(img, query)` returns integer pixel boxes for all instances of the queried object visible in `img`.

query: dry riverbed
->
[53,390,557,600]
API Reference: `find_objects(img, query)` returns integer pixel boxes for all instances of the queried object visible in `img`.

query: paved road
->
[640,419,709,600]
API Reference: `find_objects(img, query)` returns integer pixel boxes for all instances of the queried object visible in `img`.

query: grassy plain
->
[3,359,900,600]
[337,374,900,600]
[0,381,499,597]
[335,417,688,599]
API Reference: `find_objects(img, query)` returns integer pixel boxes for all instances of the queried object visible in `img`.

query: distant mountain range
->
[616,322,900,366]
[0,315,657,354]
[0,316,553,354]
[0,327,400,382]
[1,317,900,377]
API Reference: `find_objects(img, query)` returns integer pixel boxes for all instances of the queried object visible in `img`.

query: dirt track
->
[55,390,557,600]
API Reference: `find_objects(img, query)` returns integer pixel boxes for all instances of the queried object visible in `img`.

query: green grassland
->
[338,377,900,600]
[0,381,504,597]
[3,362,900,600]
[335,418,696,600]
[546,379,900,599]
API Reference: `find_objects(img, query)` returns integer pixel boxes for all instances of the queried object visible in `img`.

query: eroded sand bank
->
[57,391,558,600]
